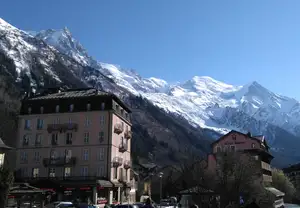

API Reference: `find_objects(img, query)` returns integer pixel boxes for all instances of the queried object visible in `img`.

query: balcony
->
[43,157,76,167]
[112,156,123,167]
[47,123,78,133]
[124,160,131,169]
[124,130,132,140]
[119,142,128,153]
[114,123,124,134]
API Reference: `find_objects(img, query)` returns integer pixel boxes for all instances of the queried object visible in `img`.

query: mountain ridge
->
[0,17,300,167]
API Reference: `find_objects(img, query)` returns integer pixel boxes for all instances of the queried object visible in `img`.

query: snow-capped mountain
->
[32,23,300,142]
[1,17,300,167]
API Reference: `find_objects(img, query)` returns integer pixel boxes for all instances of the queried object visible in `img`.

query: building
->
[0,137,13,167]
[15,88,134,205]
[207,130,273,184]
[207,130,285,207]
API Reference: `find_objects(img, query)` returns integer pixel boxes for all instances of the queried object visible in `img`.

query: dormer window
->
[116,105,119,111]
[121,109,124,115]
[55,105,60,113]
[40,106,44,114]
[69,104,74,112]
[87,103,91,111]
[28,107,32,114]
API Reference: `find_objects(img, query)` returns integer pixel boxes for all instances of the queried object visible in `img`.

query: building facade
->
[207,130,273,184]
[15,88,133,204]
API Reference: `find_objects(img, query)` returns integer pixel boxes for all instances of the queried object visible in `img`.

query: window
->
[49,168,55,177]
[55,105,60,113]
[99,131,104,143]
[85,117,91,127]
[83,149,89,161]
[101,102,105,110]
[114,167,118,179]
[64,167,71,177]
[65,149,72,162]
[252,143,255,148]
[223,146,228,152]
[34,152,40,162]
[68,118,72,124]
[0,153,5,167]
[35,134,42,145]
[22,168,28,177]
[69,104,74,112]
[125,125,128,132]
[87,103,91,111]
[20,152,28,163]
[24,120,31,130]
[28,107,32,114]
[84,132,89,144]
[100,116,105,125]
[50,150,58,159]
[232,134,237,140]
[81,166,88,177]
[116,105,119,111]
[66,133,73,145]
[37,119,43,129]
[23,135,30,146]
[125,169,128,181]
[125,113,128,118]
[121,109,124,115]
[97,148,105,161]
[40,106,44,114]
[97,165,105,177]
[216,146,221,153]
[32,168,39,178]
[121,122,124,129]
[51,133,58,145]
[230,145,236,152]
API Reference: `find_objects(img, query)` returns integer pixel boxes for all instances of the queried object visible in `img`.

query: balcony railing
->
[43,157,76,167]
[114,123,124,134]
[124,160,131,169]
[47,123,78,133]
[124,130,132,140]
[119,142,128,153]
[112,156,123,167]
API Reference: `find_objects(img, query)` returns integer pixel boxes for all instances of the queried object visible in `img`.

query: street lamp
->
[158,172,163,201]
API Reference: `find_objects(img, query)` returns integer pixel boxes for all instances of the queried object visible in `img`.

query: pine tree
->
[0,167,14,208]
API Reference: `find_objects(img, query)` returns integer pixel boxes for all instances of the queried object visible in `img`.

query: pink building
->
[15,88,135,205]
[207,130,273,183]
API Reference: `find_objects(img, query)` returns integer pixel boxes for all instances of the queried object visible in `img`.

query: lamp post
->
[158,172,163,201]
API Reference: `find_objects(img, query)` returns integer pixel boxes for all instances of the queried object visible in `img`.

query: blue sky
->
[1,0,300,99]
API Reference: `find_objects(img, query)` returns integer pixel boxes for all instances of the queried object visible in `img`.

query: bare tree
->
[211,152,266,208]
[0,167,14,208]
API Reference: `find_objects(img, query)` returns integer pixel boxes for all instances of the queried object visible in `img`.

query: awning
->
[97,180,113,188]
[111,181,123,187]
[265,187,285,197]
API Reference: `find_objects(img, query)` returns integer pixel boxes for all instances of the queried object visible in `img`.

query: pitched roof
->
[28,88,108,100]
[24,88,131,113]
[211,130,267,147]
